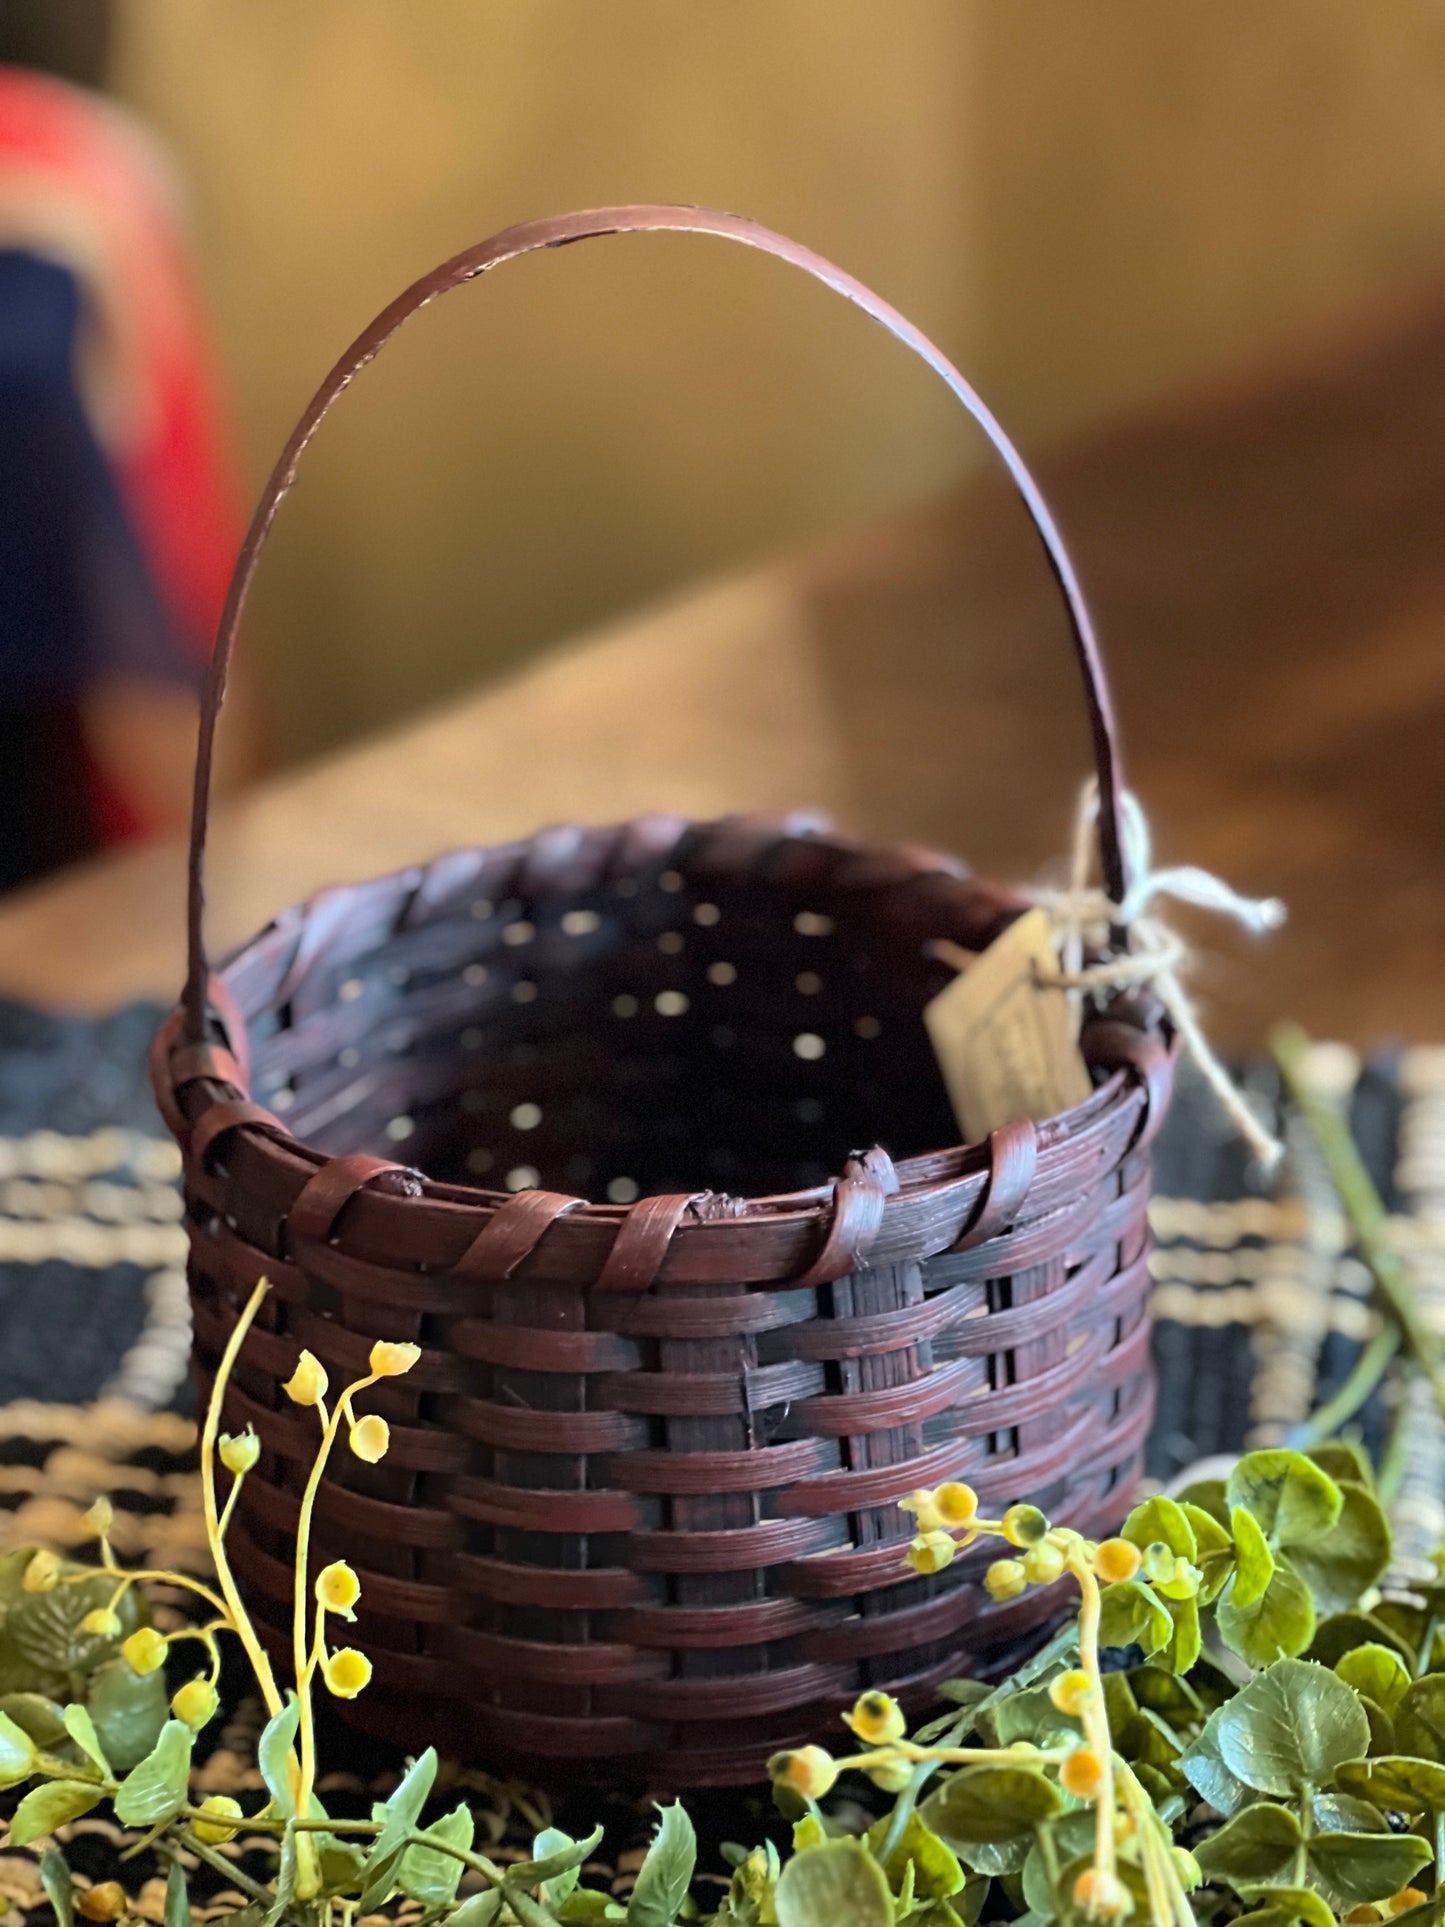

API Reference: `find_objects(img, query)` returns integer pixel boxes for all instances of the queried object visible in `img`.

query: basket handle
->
[183,203,1128,1041]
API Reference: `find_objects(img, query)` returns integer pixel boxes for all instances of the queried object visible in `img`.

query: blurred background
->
[6,1,1445,849]
[1,0,1443,1061]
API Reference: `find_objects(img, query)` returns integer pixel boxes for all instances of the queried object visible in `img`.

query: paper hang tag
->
[923,907,1093,1143]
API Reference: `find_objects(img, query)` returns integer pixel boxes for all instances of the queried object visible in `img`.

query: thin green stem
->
[172,1828,273,1907]
[876,1757,943,1867]
[1070,1551,1117,1885]
[1301,1322,1402,1445]
[218,1470,246,1542]
[1434,1809,1445,1897]
[293,1374,380,1824]
[1273,1024,1445,1418]
[200,1276,283,1715]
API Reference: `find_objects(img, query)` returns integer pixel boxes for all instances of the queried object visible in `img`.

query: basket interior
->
[237,836,1028,1203]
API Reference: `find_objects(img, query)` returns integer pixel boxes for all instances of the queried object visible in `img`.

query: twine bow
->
[1031,784,1288,1169]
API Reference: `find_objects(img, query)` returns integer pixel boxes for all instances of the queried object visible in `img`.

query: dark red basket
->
[153,206,1175,1786]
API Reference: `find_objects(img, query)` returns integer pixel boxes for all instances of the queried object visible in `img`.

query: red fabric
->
[0,68,245,841]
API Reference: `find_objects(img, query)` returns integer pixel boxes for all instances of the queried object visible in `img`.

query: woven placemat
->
[1,1000,1443,1913]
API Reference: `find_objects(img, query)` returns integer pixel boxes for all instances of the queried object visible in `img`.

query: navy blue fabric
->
[0,247,186,699]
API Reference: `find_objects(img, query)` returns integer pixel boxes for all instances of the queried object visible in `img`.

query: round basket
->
[152,207,1175,1788]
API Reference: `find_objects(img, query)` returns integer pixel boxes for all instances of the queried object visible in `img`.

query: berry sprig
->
[770,1484,1201,1924]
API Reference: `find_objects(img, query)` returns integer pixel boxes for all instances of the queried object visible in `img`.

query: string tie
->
[1031,784,1287,1169]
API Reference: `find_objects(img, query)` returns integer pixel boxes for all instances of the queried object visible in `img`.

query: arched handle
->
[183,203,1129,1041]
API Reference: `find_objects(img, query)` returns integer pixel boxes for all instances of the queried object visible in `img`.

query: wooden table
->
[3,284,1443,1053]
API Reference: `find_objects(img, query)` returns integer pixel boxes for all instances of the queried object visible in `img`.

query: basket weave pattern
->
[154,813,1169,1783]
[153,205,1176,1783]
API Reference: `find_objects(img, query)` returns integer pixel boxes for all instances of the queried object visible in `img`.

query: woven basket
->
[153,207,1175,1787]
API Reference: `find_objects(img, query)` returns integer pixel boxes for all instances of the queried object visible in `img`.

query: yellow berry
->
[899,1488,945,1534]
[172,1677,219,1730]
[866,1759,914,1793]
[985,1558,1028,1602]
[1172,1849,1202,1893]
[194,1795,245,1844]
[935,1482,978,1527]
[121,1626,168,1676]
[1389,1893,1429,1918]
[1073,1867,1133,1919]
[80,1497,113,1541]
[370,1340,422,1378]
[1002,1505,1049,1548]
[322,1647,373,1699]
[79,1608,123,1639]
[906,1530,957,1575]
[767,1745,838,1799]
[316,1560,362,1617]
[1023,1540,1066,1585]
[1060,1745,1107,1801]
[844,1691,906,1746]
[22,1549,61,1594]
[1346,1911,1383,1925]
[1093,1538,1143,1584]
[78,1883,127,1922]
[349,1414,390,1463]
[283,1350,329,1407]
[218,1428,260,1475]
[1049,1668,1093,1718]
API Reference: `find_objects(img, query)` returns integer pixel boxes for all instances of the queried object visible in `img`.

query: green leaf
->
[1097,1579,1172,1656]
[922,1764,1062,1845]
[61,1702,108,1778]
[865,1812,964,1902]
[1183,1501,1237,1602]
[1287,1482,1391,1615]
[1176,1477,1230,1526]
[39,1848,73,1927]
[1236,1883,1338,1927]
[358,1748,439,1911]
[511,1824,605,1905]
[5,1571,141,1677]
[1227,1449,1344,1546]
[774,1840,894,1927]
[1312,1793,1388,1833]
[1121,1495,1197,1560]
[531,1827,581,1906]
[113,1720,193,1827]
[993,1682,1074,1748]
[1128,1666,1204,1723]
[1396,1675,1445,1763]
[1336,1644,1411,1715]
[163,1859,189,1927]
[9,1779,103,1845]
[1306,1441,1374,1487]
[1215,1658,1369,1797]
[1337,1755,1445,1812]
[399,1803,473,1908]
[85,1657,167,1772]
[1021,1813,1097,1914]
[1360,1696,1396,1756]
[256,1694,300,1817]
[449,1896,504,1927]
[0,1706,37,1787]
[1162,1593,1202,1674]
[1231,1505,1277,1608]
[1309,1610,1414,1668]
[1180,1705,1252,1816]
[0,1693,67,1751]
[627,1801,696,1927]
[1194,1801,1301,1884]
[1308,1831,1432,1910]
[1217,1562,1317,1667]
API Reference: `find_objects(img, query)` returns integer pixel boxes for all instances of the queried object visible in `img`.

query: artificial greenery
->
[0,1036,1440,1926]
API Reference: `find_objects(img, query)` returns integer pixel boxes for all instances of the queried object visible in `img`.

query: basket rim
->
[154,814,1176,1288]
